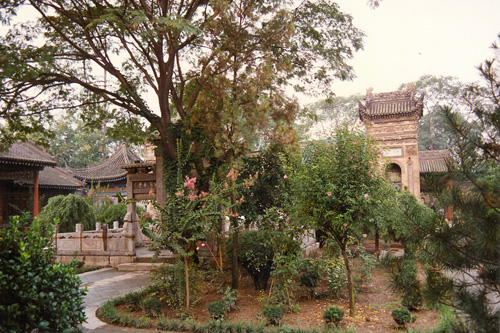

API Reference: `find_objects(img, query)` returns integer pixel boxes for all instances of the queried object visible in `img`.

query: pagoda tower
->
[359,84,424,199]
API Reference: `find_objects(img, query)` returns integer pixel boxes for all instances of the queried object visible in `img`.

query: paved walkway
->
[79,268,155,332]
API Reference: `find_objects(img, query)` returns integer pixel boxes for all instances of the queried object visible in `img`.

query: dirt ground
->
[114,246,440,332]
[186,266,439,332]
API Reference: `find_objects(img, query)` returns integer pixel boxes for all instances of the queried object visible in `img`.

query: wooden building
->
[0,141,83,224]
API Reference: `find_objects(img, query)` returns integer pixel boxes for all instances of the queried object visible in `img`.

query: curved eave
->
[0,158,56,168]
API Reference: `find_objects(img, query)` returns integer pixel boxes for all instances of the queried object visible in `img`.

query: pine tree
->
[421,35,500,331]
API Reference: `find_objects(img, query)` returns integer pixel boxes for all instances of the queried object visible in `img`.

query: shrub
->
[227,230,300,290]
[207,300,227,320]
[123,290,144,312]
[391,307,411,328]
[140,297,162,317]
[323,305,345,325]
[150,261,200,311]
[100,202,127,226]
[323,256,347,297]
[0,215,86,330]
[39,194,96,232]
[383,254,423,310]
[298,258,322,299]
[262,304,284,326]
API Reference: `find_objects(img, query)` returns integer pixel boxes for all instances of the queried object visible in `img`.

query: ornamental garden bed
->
[97,259,440,332]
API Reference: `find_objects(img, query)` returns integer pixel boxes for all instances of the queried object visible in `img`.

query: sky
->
[324,0,500,98]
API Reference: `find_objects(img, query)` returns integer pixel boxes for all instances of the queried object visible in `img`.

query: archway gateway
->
[359,85,424,199]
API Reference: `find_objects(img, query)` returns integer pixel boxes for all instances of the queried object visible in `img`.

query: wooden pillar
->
[33,169,39,217]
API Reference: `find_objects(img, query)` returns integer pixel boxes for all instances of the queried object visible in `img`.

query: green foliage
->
[238,144,290,225]
[100,202,127,227]
[39,194,96,232]
[413,38,500,331]
[123,290,145,312]
[391,307,412,328]
[0,215,86,331]
[423,268,452,309]
[206,300,227,321]
[262,304,284,326]
[323,256,348,298]
[382,254,423,311]
[149,262,194,311]
[140,297,162,318]
[221,287,239,313]
[298,258,323,299]
[206,287,239,321]
[323,305,345,325]
[228,230,301,291]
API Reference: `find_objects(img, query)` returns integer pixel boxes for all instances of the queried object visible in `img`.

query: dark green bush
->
[262,304,284,326]
[298,258,322,299]
[0,215,86,330]
[39,194,96,232]
[227,230,301,290]
[140,297,162,317]
[123,290,145,312]
[323,305,344,325]
[384,254,423,310]
[207,300,227,320]
[100,202,127,226]
[391,307,412,327]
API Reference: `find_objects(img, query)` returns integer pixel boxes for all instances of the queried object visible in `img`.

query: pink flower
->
[353,142,357,146]
[370,122,374,125]
[349,155,353,159]
[199,191,208,197]
[188,193,198,201]
[343,223,347,227]
[196,247,200,250]
[359,120,363,124]
[373,259,377,263]
[148,189,153,196]
[184,176,196,189]
[380,149,384,154]
[284,175,288,179]
[226,169,237,181]
[327,192,332,196]
[231,212,239,218]
[201,243,206,247]
[286,216,290,221]
[176,191,184,197]
[364,194,369,198]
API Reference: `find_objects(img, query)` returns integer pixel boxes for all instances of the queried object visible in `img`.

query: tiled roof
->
[39,167,84,189]
[419,150,452,173]
[69,143,142,182]
[0,141,57,167]
[359,87,424,122]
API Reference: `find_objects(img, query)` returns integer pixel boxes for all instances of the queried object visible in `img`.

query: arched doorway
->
[386,163,402,189]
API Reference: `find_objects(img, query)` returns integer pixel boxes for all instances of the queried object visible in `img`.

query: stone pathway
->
[79,268,155,332]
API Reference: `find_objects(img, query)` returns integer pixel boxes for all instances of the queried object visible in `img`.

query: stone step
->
[117,262,163,271]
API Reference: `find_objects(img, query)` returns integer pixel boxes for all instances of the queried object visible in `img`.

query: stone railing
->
[54,221,137,267]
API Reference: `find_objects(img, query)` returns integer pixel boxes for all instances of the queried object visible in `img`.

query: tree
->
[298,94,364,139]
[399,75,465,151]
[289,125,385,316]
[0,0,363,162]
[418,36,500,331]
